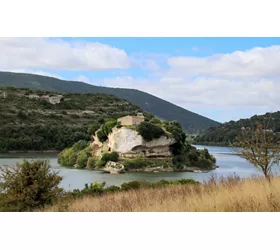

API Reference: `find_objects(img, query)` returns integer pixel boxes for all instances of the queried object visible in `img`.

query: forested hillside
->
[0,87,142,152]
[0,71,220,133]
[194,111,280,146]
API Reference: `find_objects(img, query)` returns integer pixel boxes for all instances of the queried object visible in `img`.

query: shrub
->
[82,181,106,195]
[0,160,63,212]
[17,110,28,120]
[58,148,77,166]
[150,117,162,125]
[86,157,96,169]
[76,151,89,169]
[104,185,121,193]
[97,129,107,143]
[72,140,89,152]
[121,180,151,191]
[165,121,186,143]
[137,121,165,141]
[100,152,119,166]
[102,120,117,135]
[123,157,148,169]
[196,158,213,169]
[87,123,100,135]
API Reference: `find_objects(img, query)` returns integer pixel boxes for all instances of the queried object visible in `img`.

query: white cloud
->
[5,69,64,79]
[75,75,90,84]
[0,38,131,71]
[101,75,280,122]
[4,42,280,122]
[167,46,280,78]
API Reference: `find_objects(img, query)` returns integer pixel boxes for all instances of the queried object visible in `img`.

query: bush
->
[58,148,77,166]
[100,152,119,166]
[150,117,162,125]
[72,140,89,152]
[76,151,89,169]
[97,129,108,143]
[165,121,186,143]
[121,180,151,191]
[87,123,100,135]
[137,121,165,141]
[123,157,148,169]
[102,120,117,135]
[86,157,96,169]
[82,181,106,196]
[0,160,63,211]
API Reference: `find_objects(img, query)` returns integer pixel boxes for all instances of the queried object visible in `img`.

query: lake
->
[1,145,279,190]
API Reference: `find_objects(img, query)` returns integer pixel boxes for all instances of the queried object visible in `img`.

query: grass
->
[43,175,280,212]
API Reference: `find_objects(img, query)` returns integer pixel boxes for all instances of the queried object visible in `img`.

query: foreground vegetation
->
[2,159,280,212]
[44,175,280,212]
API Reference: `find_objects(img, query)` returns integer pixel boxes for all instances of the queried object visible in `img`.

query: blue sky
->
[1,37,280,122]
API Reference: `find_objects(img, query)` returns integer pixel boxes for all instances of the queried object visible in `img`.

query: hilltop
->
[0,71,220,133]
[0,87,142,152]
[194,111,280,146]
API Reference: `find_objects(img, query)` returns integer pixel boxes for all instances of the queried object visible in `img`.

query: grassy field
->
[44,175,280,212]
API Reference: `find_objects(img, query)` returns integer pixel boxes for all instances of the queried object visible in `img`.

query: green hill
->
[0,87,142,152]
[194,111,280,146]
[0,71,220,133]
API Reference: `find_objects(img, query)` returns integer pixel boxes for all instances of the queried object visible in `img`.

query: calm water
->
[1,145,280,190]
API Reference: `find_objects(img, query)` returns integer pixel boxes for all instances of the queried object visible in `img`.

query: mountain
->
[193,111,280,146]
[0,71,220,133]
[0,87,142,152]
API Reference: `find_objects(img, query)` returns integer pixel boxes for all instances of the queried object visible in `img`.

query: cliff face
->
[92,127,176,158]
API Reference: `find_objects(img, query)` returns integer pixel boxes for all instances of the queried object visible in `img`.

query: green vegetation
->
[71,178,199,197]
[58,140,92,169]
[137,121,166,141]
[58,117,216,171]
[123,157,173,169]
[0,87,141,152]
[0,71,220,133]
[194,111,280,146]
[96,120,120,142]
[98,152,119,167]
[0,160,63,212]
[0,159,200,211]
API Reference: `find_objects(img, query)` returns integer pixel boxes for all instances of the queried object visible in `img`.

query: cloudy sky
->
[1,37,280,123]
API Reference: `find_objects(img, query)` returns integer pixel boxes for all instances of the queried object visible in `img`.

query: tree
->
[0,160,63,211]
[137,121,165,141]
[231,122,280,180]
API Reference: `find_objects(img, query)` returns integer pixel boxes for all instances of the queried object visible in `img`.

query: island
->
[58,113,218,173]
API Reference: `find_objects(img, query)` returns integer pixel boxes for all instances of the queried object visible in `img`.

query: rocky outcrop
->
[28,94,63,104]
[106,127,176,158]
[103,161,125,174]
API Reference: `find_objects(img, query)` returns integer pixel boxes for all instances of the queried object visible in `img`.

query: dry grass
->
[44,176,280,212]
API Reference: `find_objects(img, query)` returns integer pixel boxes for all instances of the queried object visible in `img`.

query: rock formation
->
[91,126,176,158]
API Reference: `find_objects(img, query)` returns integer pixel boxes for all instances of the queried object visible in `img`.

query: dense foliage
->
[0,87,141,152]
[58,140,92,168]
[194,111,280,146]
[137,121,166,141]
[96,120,120,142]
[0,160,63,212]
[98,152,119,167]
[0,71,220,132]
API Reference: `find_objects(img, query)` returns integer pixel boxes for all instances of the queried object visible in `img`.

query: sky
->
[1,37,280,123]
